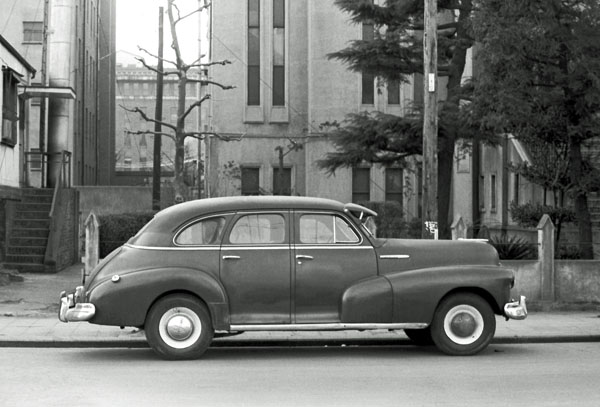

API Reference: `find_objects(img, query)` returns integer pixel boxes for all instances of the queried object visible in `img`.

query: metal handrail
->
[23,150,71,189]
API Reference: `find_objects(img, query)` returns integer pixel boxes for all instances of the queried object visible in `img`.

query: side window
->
[175,217,226,245]
[229,214,285,244]
[299,214,360,244]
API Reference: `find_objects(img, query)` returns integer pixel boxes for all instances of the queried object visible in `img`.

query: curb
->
[1,335,599,349]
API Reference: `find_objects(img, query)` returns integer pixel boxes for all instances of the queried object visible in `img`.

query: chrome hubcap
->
[158,307,202,349]
[450,312,476,338]
[443,305,484,345]
[166,315,194,341]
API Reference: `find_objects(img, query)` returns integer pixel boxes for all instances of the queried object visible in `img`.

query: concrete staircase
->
[4,189,53,273]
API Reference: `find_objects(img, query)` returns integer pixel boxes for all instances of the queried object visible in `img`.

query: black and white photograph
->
[1,0,600,405]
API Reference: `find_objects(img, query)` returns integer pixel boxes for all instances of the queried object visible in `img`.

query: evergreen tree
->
[471,0,600,258]
[320,0,479,239]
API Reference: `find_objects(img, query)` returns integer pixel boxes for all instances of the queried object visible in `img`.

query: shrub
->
[98,212,155,257]
[557,245,582,260]
[488,234,537,260]
[509,201,575,228]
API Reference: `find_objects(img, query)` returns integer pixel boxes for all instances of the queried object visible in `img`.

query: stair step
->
[5,254,45,264]
[6,246,46,255]
[12,219,50,228]
[11,228,49,238]
[15,211,50,220]
[22,188,54,197]
[16,203,52,211]
[9,237,48,246]
[2,263,47,273]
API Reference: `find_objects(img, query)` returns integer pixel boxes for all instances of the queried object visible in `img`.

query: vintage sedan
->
[60,196,527,359]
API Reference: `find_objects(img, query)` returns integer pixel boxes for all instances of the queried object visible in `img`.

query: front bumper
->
[59,286,95,322]
[504,295,527,320]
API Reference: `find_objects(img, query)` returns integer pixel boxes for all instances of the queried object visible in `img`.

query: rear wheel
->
[430,293,495,356]
[145,294,214,360]
[404,327,433,346]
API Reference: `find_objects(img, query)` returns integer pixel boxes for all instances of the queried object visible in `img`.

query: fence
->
[452,215,600,304]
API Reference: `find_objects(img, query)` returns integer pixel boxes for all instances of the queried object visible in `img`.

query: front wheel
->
[430,293,496,356]
[145,294,214,360]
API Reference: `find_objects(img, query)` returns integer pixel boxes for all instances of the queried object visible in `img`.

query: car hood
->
[375,238,500,274]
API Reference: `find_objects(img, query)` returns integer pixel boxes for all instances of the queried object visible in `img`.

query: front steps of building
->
[4,189,53,273]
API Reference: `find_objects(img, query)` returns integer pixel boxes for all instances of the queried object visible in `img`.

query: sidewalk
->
[1,264,599,347]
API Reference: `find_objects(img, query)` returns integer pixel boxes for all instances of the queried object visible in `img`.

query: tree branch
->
[135,57,180,76]
[182,94,211,121]
[187,79,236,90]
[184,132,245,141]
[120,104,177,131]
[137,46,178,67]
[125,130,176,142]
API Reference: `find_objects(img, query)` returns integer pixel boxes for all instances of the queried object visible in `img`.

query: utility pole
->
[152,7,164,210]
[422,0,438,239]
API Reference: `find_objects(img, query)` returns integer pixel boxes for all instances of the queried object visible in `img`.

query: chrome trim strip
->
[229,323,428,331]
[293,245,373,250]
[221,246,290,250]
[380,254,410,259]
[125,243,220,251]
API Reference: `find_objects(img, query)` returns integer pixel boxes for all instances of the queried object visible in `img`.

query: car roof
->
[129,196,377,247]
[158,196,347,219]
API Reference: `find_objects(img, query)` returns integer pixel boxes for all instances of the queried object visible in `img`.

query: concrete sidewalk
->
[1,264,599,348]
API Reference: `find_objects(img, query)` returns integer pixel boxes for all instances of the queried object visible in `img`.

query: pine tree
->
[471,0,600,258]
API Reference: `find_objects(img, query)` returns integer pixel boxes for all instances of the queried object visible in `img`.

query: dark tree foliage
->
[471,0,600,258]
[321,0,480,239]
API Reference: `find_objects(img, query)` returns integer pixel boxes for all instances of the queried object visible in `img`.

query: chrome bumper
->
[59,286,95,322]
[504,295,527,320]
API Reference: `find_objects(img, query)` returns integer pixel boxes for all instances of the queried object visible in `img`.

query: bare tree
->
[122,0,234,202]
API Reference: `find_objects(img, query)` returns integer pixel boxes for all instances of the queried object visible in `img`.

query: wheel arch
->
[437,287,502,315]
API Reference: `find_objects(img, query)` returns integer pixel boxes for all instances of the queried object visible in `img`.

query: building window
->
[241,167,260,195]
[247,0,260,106]
[2,68,20,146]
[272,166,291,195]
[352,168,370,203]
[23,21,43,43]
[513,173,520,205]
[388,80,400,105]
[479,175,485,211]
[385,168,403,208]
[29,148,42,171]
[491,174,497,212]
[272,0,285,106]
[361,4,374,105]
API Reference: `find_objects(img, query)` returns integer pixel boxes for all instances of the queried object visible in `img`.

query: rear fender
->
[88,267,229,329]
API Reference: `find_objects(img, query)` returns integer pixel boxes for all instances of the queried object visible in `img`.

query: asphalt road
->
[1,343,599,407]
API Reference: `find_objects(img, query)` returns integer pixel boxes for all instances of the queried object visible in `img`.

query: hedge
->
[98,212,155,257]
[358,201,421,239]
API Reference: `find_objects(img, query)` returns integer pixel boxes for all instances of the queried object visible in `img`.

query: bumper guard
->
[504,295,527,320]
[59,287,95,322]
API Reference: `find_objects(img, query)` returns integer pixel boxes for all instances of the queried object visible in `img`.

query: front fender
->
[88,267,228,328]
[340,276,393,323]
[386,265,514,324]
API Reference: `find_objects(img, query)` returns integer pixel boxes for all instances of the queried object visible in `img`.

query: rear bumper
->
[59,287,95,322]
[504,295,527,320]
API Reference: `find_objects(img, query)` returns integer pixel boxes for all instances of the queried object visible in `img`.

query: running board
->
[229,323,428,331]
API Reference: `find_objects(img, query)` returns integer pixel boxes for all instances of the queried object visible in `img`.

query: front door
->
[220,211,291,324]
[293,211,377,323]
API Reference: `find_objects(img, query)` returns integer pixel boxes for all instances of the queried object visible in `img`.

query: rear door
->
[293,211,378,323]
[220,211,291,324]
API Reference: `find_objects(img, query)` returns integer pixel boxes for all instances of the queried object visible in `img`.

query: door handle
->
[295,255,314,260]
[222,255,241,260]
